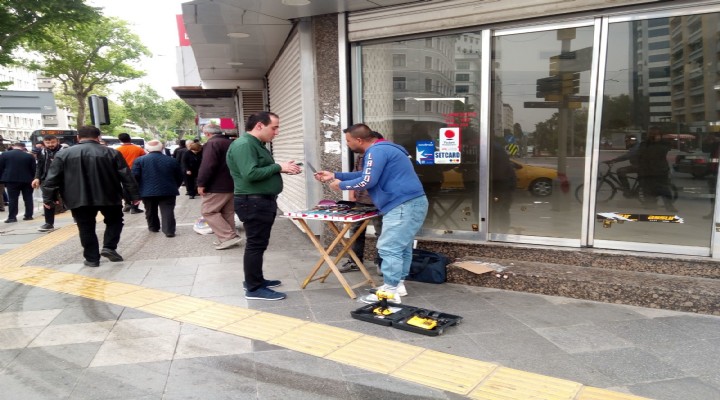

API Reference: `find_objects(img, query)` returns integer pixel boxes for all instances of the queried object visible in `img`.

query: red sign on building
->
[176,15,191,46]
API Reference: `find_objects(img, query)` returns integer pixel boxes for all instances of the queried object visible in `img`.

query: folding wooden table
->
[283,208,378,299]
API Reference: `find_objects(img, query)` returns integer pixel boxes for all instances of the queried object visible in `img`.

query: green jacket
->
[226,132,283,195]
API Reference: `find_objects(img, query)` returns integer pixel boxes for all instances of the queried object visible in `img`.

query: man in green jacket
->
[226,111,301,301]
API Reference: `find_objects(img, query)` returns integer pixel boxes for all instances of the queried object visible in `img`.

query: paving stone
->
[106,317,180,340]
[0,367,83,399]
[70,361,170,400]
[29,321,115,347]
[627,377,720,400]
[571,347,687,386]
[174,330,253,359]
[90,335,178,367]
[8,342,102,371]
[164,355,257,399]
[0,327,45,350]
[535,324,634,353]
[49,303,124,325]
[0,309,63,329]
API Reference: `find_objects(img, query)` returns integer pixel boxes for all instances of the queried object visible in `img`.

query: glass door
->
[490,23,595,244]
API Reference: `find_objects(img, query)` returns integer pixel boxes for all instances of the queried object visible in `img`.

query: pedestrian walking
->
[31,134,64,231]
[183,142,202,198]
[197,123,242,250]
[115,132,145,214]
[315,123,428,304]
[132,140,183,237]
[42,126,141,267]
[227,111,301,301]
[0,142,35,223]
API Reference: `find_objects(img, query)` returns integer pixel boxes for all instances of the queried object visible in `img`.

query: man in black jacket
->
[0,142,35,223]
[42,126,141,267]
[31,134,63,231]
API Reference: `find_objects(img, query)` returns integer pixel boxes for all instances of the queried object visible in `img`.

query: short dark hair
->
[42,134,58,141]
[118,133,131,143]
[78,125,101,139]
[178,139,186,147]
[245,111,279,132]
[345,123,373,140]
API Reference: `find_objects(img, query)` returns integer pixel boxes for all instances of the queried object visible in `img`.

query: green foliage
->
[0,0,100,66]
[22,16,150,126]
[120,85,197,143]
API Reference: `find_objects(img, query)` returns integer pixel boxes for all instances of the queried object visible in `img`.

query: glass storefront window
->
[592,14,720,249]
[490,26,594,239]
[360,33,482,232]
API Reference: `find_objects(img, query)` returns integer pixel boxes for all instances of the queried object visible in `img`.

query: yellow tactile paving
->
[41,276,110,295]
[269,322,363,357]
[137,295,216,319]
[0,223,78,269]
[469,367,583,400]
[74,281,144,300]
[176,303,259,330]
[577,387,651,400]
[104,288,180,308]
[392,349,499,394]
[16,270,79,287]
[326,335,425,374]
[0,266,53,281]
[220,312,308,341]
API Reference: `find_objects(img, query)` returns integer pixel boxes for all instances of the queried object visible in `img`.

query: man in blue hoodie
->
[314,123,428,304]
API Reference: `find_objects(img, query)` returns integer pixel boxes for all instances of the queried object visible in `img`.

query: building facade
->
[178,0,720,260]
[0,66,43,141]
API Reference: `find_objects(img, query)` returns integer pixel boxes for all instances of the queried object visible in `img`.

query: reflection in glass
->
[594,14,720,248]
[490,27,593,238]
[360,33,482,232]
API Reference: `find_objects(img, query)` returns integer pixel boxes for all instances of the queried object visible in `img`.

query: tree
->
[0,0,100,67]
[165,99,197,140]
[120,84,168,138]
[23,16,150,125]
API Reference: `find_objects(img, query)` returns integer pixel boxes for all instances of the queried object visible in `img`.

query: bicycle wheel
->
[575,179,616,203]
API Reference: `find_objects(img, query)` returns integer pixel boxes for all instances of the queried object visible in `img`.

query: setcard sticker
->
[439,127,461,152]
[434,150,461,164]
[416,141,435,165]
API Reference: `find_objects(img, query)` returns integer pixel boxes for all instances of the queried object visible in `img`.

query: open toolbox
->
[351,302,462,336]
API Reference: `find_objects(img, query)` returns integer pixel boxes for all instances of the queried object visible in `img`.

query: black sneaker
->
[130,208,144,214]
[38,223,54,232]
[245,287,286,301]
[22,216,33,221]
[83,260,100,267]
[123,205,131,212]
[337,260,360,273]
[100,248,123,262]
[4,218,17,223]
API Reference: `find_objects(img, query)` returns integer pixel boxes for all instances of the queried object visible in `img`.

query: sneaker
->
[100,248,123,262]
[165,233,175,238]
[130,208,144,214]
[83,260,100,267]
[361,284,400,304]
[245,287,286,301]
[215,236,242,250]
[23,216,33,221]
[4,218,17,223]
[396,280,408,297]
[38,223,54,232]
[243,279,282,290]
[337,259,360,273]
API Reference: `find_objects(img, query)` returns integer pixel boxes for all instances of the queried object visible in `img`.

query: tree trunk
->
[76,94,87,128]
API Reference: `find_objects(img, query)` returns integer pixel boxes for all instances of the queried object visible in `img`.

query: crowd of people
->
[0,113,431,303]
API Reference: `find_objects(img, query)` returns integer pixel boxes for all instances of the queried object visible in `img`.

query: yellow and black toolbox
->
[350,303,462,336]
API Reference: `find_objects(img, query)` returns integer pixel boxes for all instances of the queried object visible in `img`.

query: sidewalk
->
[0,194,719,399]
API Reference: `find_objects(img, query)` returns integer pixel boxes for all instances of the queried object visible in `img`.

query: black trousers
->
[71,205,124,263]
[5,182,33,220]
[234,196,277,292]
[142,196,176,235]
[185,174,198,196]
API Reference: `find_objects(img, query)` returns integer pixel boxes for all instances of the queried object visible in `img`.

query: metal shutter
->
[267,31,307,216]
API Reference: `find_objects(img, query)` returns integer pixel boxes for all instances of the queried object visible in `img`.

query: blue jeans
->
[376,195,428,287]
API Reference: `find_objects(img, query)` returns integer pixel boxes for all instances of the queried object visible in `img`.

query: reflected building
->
[631,18,672,127]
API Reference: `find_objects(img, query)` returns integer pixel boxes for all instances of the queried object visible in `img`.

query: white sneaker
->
[396,280,408,297]
[361,284,400,304]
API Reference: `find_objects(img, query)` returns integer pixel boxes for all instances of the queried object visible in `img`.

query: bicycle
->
[575,162,678,204]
